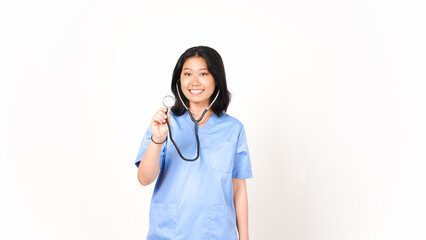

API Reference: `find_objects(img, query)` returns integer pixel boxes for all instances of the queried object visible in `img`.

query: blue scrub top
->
[135,111,253,240]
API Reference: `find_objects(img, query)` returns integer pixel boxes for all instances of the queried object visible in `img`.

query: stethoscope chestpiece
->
[163,95,176,109]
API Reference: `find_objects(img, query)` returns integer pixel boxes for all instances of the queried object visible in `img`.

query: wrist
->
[151,135,166,144]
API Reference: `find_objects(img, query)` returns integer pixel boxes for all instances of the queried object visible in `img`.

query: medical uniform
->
[135,111,253,240]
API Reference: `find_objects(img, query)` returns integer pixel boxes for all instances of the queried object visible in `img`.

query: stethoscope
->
[162,81,220,161]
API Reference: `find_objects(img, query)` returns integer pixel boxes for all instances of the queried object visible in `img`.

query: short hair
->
[171,46,231,117]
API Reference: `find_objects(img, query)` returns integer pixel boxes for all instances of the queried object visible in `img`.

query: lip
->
[189,89,204,95]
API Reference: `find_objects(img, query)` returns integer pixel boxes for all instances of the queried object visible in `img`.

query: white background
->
[1,0,425,239]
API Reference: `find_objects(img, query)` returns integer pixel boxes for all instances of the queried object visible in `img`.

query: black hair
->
[171,46,231,117]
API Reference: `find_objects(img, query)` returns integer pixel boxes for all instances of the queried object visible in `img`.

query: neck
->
[190,108,213,126]
[188,102,209,114]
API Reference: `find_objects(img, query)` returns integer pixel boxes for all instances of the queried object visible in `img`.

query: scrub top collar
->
[182,110,219,130]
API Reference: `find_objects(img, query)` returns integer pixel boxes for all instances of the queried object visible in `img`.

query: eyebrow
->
[183,68,208,71]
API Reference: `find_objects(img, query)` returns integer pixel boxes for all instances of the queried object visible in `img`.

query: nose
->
[190,76,201,86]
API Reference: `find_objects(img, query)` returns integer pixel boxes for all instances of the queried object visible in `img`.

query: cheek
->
[179,80,189,90]
[209,79,216,91]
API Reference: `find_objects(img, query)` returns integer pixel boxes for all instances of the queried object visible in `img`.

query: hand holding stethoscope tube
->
[150,108,170,143]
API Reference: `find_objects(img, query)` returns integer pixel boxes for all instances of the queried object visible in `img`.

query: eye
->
[184,73,191,76]
[200,72,208,76]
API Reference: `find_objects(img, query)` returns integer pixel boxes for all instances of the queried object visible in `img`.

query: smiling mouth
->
[189,90,204,94]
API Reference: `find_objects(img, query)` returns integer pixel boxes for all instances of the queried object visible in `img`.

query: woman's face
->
[180,56,216,108]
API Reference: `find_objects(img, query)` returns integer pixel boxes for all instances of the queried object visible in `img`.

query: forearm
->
[137,139,163,186]
[233,179,249,240]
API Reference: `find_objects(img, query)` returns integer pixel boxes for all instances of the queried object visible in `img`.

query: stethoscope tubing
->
[164,82,220,161]
[165,108,201,161]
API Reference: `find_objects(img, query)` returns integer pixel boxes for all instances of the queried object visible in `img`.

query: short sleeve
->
[232,125,253,179]
[134,126,167,169]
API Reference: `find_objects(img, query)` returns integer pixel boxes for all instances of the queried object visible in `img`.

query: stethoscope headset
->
[162,80,220,161]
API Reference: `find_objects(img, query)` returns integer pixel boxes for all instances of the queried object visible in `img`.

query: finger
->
[156,109,167,119]
[154,110,166,118]
[158,108,167,114]
[152,113,164,123]
[153,115,166,124]
[155,113,167,123]
[157,110,167,120]
[162,108,168,119]
[154,109,164,118]
[159,113,167,123]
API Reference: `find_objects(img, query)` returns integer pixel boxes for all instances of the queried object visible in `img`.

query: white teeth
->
[190,90,203,93]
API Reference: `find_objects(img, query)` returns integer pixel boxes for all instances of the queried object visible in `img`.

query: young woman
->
[135,46,253,240]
